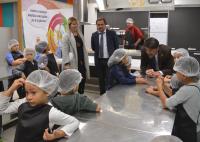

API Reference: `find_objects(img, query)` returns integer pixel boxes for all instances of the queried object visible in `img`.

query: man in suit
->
[91,17,119,95]
[140,37,174,77]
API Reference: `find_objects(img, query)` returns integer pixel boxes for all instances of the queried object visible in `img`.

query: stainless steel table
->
[60,84,175,142]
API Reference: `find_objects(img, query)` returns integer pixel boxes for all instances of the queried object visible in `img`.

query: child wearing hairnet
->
[50,69,101,114]
[107,49,148,89]
[156,57,200,142]
[13,48,38,78]
[5,39,26,66]
[146,48,189,97]
[35,41,59,76]
[0,70,79,142]
[5,39,27,99]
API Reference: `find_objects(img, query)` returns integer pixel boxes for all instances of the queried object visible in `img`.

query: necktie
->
[99,32,104,58]
[152,56,159,71]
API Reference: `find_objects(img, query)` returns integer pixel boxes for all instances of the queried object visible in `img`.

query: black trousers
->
[97,58,108,95]
[78,64,86,94]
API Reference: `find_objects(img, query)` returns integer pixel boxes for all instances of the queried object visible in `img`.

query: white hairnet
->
[108,48,127,67]
[58,69,82,94]
[126,18,134,24]
[26,70,59,96]
[8,39,19,50]
[37,54,48,69]
[126,56,132,66]
[173,56,200,77]
[173,48,189,58]
[23,48,36,56]
[170,74,183,89]
[151,135,182,142]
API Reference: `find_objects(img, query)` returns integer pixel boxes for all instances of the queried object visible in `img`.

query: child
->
[156,57,200,142]
[14,48,38,78]
[50,69,101,114]
[107,49,148,89]
[172,48,189,62]
[0,70,79,142]
[5,39,26,99]
[35,41,59,76]
[5,39,26,66]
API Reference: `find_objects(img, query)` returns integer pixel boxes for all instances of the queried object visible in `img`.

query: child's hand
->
[136,77,148,84]
[5,78,25,97]
[10,78,25,91]
[164,75,171,83]
[156,77,164,89]
[145,86,159,96]
[43,129,66,141]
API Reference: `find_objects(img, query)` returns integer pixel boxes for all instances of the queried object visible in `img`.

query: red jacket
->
[125,25,144,42]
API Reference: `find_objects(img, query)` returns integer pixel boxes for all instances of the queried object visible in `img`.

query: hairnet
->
[126,56,132,66]
[58,69,82,94]
[35,41,48,54]
[107,48,127,67]
[173,56,200,77]
[23,48,36,56]
[170,74,183,89]
[8,39,19,50]
[37,54,48,69]
[173,48,189,58]
[26,70,59,96]
[126,18,134,24]
[151,135,182,142]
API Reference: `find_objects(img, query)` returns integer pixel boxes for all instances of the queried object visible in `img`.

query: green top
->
[50,93,97,115]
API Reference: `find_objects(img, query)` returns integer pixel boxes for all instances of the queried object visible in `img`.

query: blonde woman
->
[62,17,90,94]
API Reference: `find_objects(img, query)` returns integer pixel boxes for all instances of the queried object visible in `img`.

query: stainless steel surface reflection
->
[61,84,175,142]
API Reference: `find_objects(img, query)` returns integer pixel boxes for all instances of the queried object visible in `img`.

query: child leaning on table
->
[50,69,101,114]
[156,57,200,142]
[0,70,79,142]
[145,48,189,97]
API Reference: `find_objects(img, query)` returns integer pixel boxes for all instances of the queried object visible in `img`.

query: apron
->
[172,85,200,142]
[15,103,57,142]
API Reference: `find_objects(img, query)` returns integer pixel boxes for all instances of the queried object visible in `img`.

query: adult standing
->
[124,18,144,50]
[62,17,90,94]
[91,17,119,95]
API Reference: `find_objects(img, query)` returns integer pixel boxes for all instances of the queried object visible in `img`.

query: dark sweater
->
[51,93,97,114]
[107,64,136,89]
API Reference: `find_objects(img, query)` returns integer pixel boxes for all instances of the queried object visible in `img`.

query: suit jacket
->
[91,29,119,67]
[140,44,174,76]
[62,30,90,78]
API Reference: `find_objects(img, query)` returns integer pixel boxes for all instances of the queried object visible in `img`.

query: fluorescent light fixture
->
[149,0,159,4]
[96,0,106,10]
[161,0,172,3]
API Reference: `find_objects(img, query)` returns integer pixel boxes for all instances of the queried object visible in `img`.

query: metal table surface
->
[59,83,175,142]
